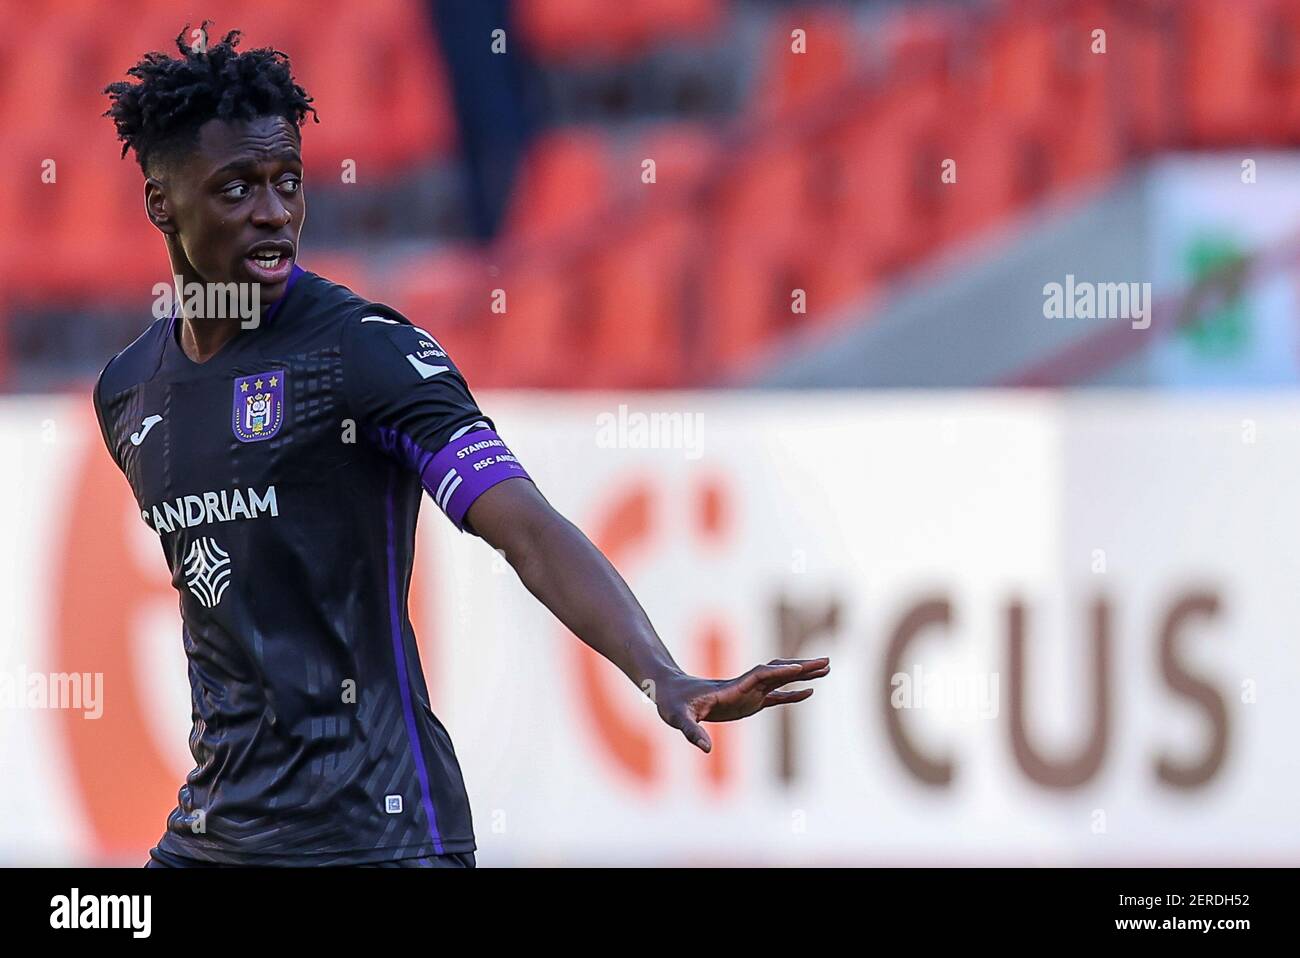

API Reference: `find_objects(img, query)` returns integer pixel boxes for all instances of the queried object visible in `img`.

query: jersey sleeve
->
[92,359,123,473]
[340,307,533,535]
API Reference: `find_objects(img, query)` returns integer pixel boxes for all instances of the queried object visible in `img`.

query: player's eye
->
[278,176,302,194]
[222,183,249,200]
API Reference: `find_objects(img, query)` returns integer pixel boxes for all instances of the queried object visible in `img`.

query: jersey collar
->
[162,263,308,372]
[262,263,306,327]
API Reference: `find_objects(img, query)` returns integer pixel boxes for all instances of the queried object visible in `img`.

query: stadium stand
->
[5,0,1300,390]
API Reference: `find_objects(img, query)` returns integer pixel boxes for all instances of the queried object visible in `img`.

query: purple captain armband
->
[420,429,532,532]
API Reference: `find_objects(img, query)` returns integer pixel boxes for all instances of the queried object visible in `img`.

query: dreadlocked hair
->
[103,22,318,177]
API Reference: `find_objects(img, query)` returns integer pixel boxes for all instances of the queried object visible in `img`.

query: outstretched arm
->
[465,477,830,753]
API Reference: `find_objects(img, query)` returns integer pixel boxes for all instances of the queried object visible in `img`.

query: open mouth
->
[243,245,295,282]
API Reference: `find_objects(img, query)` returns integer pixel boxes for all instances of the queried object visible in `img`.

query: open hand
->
[654,657,830,753]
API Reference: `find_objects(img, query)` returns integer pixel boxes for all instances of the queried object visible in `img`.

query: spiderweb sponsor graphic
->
[183,537,231,608]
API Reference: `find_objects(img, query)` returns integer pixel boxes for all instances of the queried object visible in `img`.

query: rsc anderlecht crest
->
[232,370,286,442]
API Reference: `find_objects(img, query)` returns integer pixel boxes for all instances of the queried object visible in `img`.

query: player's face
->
[160,114,305,305]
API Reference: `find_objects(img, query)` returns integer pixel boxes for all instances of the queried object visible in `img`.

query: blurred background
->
[2,0,1300,865]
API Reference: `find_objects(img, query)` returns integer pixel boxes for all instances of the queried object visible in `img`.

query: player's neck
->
[177,313,248,364]
[167,252,268,364]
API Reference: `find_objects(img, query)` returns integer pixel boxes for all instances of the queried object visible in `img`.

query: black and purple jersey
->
[92,265,531,864]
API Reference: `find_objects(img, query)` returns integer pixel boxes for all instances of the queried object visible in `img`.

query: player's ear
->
[144,177,178,235]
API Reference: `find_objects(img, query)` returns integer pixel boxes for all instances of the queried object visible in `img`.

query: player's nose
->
[249,184,293,229]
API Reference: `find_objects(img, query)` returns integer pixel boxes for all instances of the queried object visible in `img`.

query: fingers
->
[682,717,712,753]
[768,656,830,674]
[748,658,831,695]
[760,688,814,709]
[735,662,805,696]
[690,657,830,729]
[666,706,713,753]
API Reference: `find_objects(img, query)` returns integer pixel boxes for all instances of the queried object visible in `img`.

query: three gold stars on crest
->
[239,375,279,393]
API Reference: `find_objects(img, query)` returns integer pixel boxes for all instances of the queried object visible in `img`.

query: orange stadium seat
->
[0,0,21,88]
[933,108,1031,245]
[0,153,26,296]
[516,0,721,61]
[516,0,627,60]
[632,122,720,191]
[584,209,695,388]
[753,9,857,119]
[0,120,30,277]
[484,262,573,386]
[702,232,808,377]
[702,138,821,371]
[1183,0,1277,144]
[0,138,137,299]
[3,6,96,150]
[52,158,123,295]
[612,124,718,383]
[389,248,495,381]
[503,129,613,243]
[800,238,881,326]
[834,75,949,273]
[818,112,898,276]
[1046,53,1123,188]
[879,6,961,81]
[712,140,809,262]
[289,0,455,180]
[784,124,883,324]
[977,17,1057,127]
[1273,0,1300,140]
[1116,7,1178,150]
[640,0,724,38]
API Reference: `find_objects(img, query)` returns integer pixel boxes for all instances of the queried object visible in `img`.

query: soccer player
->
[97,27,829,867]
